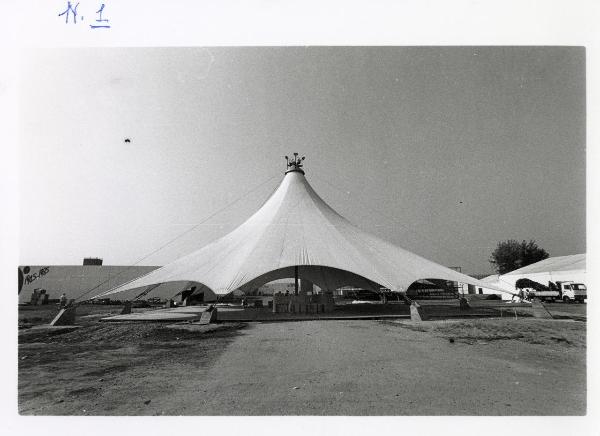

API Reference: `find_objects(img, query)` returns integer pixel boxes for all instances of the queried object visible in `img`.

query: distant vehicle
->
[344,289,381,301]
[565,282,587,303]
[524,280,586,303]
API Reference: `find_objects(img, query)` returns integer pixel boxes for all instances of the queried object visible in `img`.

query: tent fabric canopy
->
[93,167,501,299]
[477,254,586,299]
[502,253,586,276]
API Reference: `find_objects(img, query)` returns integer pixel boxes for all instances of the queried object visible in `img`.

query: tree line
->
[489,239,549,275]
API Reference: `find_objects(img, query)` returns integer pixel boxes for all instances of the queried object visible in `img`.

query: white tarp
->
[93,169,504,299]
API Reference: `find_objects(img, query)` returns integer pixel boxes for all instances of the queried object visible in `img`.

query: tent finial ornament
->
[285,153,306,174]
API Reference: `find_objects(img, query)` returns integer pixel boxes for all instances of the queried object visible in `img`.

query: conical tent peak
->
[285,153,306,174]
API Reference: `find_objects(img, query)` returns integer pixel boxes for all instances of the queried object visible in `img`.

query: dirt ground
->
[18,305,586,416]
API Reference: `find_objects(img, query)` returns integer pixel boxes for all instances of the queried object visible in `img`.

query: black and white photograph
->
[2,1,599,435]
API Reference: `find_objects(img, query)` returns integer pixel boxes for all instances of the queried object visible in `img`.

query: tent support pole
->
[294,266,299,295]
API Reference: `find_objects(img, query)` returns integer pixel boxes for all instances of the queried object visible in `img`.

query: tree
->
[489,239,549,275]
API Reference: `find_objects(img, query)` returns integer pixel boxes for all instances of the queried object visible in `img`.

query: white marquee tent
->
[92,156,503,301]
[478,253,586,299]
[503,253,585,289]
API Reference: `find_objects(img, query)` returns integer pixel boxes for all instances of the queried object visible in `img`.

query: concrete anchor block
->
[50,307,77,326]
[459,297,472,311]
[120,301,132,315]
[410,302,428,321]
[199,306,218,325]
[532,299,553,319]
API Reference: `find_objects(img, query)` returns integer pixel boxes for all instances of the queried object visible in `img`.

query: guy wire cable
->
[73,172,281,302]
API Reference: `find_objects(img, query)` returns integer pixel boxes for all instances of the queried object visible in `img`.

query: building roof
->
[92,159,502,299]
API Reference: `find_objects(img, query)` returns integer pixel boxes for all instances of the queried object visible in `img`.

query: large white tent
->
[502,254,585,289]
[92,156,502,301]
[478,253,586,299]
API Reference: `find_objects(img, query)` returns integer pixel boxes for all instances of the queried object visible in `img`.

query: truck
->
[559,282,587,303]
[516,279,587,303]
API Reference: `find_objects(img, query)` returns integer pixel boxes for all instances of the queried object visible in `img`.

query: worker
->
[59,293,67,308]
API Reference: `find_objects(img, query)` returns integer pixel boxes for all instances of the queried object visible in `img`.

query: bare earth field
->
[18,305,585,416]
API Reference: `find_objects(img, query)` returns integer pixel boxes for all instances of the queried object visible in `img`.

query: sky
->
[18,46,586,275]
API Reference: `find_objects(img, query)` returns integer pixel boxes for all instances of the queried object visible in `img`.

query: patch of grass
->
[385,319,586,348]
[19,322,247,345]
[18,321,249,415]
